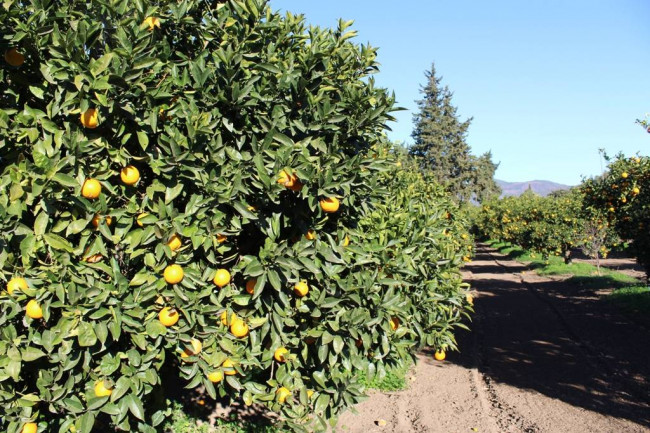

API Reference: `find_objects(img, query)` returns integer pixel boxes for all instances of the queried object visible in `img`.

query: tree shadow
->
[449,269,650,429]
[160,365,278,432]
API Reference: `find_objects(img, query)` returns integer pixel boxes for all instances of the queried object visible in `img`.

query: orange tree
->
[474,190,586,262]
[582,153,650,278]
[0,1,472,432]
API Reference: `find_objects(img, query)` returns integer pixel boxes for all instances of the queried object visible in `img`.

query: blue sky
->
[269,0,650,185]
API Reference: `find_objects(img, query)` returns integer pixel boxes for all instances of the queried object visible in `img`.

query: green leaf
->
[34,211,49,236]
[44,233,74,252]
[78,322,98,347]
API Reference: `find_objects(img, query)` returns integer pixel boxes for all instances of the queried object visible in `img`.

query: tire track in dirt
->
[336,245,649,433]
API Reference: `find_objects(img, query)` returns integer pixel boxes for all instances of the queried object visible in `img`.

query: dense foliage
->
[0,1,472,432]
[473,189,619,264]
[582,154,650,278]
[409,63,500,203]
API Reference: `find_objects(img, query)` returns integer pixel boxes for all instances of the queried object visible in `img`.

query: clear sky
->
[268,0,650,185]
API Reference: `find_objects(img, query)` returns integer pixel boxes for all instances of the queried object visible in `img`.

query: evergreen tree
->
[469,151,501,203]
[410,63,500,203]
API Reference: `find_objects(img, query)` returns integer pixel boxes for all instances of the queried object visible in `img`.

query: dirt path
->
[336,245,650,433]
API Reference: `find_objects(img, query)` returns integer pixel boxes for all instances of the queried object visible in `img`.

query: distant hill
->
[496,179,572,197]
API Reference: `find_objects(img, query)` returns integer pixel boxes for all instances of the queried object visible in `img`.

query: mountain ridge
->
[496,179,572,197]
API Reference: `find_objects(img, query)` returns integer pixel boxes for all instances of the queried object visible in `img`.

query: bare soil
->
[336,244,650,433]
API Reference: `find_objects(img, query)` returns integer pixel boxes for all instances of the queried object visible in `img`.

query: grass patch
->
[164,403,280,433]
[488,240,641,290]
[358,361,411,392]
[609,286,650,318]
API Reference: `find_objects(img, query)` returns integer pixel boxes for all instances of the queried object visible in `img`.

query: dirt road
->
[336,245,650,433]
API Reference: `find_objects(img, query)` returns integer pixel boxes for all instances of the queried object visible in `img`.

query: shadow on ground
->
[453,247,650,428]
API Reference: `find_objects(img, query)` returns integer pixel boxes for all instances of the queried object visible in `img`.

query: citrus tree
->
[1,1,472,432]
[582,153,650,278]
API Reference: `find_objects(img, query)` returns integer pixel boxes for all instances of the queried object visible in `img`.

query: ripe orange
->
[21,422,37,433]
[163,264,184,284]
[274,347,288,362]
[80,108,99,129]
[26,299,43,319]
[222,358,237,375]
[167,234,182,251]
[434,350,446,361]
[389,317,400,331]
[621,172,628,179]
[5,48,25,67]
[220,311,238,326]
[320,197,340,213]
[81,178,101,199]
[213,269,231,288]
[304,229,317,240]
[276,387,291,403]
[7,277,28,295]
[120,165,140,185]
[94,380,113,397]
[230,318,249,338]
[144,16,161,30]
[136,212,149,227]
[277,169,297,188]
[633,187,640,195]
[92,214,112,228]
[246,278,256,295]
[207,371,224,383]
[294,281,309,297]
[159,307,179,327]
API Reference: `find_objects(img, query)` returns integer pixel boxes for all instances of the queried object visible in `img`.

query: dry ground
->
[336,245,650,433]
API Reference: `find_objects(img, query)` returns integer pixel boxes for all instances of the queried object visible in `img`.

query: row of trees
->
[473,151,649,279]
[0,1,474,432]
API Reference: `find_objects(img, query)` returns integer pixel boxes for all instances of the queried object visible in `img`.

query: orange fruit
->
[304,229,316,240]
[466,294,474,305]
[26,299,43,319]
[277,169,296,187]
[294,281,309,297]
[320,197,340,213]
[81,178,101,199]
[92,214,112,228]
[7,277,28,295]
[144,16,160,30]
[246,278,256,295]
[159,307,179,327]
[80,108,99,129]
[167,234,182,251]
[217,233,227,243]
[389,317,400,331]
[136,213,149,227]
[4,48,25,66]
[120,165,140,185]
[94,380,113,397]
[220,311,237,326]
[274,347,289,362]
[222,358,237,375]
[21,423,38,433]
[163,264,183,284]
[207,371,224,383]
[621,172,628,178]
[633,187,640,195]
[213,269,231,288]
[230,318,249,338]
[276,387,291,403]
[434,350,446,361]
